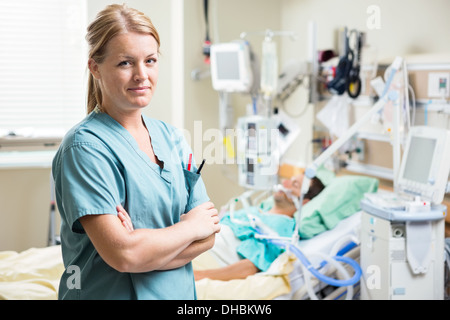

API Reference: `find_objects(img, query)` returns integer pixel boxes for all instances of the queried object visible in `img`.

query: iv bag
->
[260,39,278,98]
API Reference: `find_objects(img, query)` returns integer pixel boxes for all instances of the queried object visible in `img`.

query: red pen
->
[187,153,192,171]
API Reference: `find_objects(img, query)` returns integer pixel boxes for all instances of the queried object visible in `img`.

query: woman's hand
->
[117,205,134,232]
[113,202,219,271]
[180,201,221,240]
[117,202,221,240]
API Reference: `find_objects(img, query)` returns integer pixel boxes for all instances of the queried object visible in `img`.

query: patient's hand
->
[117,205,134,232]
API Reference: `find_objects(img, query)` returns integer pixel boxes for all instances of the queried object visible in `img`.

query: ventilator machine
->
[360,125,450,299]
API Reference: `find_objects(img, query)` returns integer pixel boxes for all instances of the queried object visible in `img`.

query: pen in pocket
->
[187,153,192,171]
[196,159,206,174]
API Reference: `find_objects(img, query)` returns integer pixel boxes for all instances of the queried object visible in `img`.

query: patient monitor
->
[210,40,254,93]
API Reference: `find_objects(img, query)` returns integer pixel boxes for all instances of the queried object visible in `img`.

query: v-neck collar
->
[92,108,171,181]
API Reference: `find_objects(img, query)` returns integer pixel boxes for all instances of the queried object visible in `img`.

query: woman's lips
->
[128,86,150,93]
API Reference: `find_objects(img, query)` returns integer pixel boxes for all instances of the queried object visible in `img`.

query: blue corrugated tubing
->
[268,239,362,287]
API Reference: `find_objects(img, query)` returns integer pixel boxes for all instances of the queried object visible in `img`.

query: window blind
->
[0,0,87,139]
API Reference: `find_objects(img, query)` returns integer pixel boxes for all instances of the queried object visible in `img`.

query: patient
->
[193,173,325,281]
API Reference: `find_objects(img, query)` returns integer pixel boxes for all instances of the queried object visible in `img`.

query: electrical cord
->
[202,0,211,63]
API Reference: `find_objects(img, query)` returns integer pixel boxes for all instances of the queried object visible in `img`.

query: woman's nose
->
[133,64,147,82]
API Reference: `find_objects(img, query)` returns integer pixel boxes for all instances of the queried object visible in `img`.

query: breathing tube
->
[267,238,362,288]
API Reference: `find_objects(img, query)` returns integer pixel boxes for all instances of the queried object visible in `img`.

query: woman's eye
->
[118,61,131,67]
[146,58,157,64]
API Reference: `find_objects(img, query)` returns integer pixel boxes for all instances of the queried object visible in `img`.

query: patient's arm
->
[193,259,259,281]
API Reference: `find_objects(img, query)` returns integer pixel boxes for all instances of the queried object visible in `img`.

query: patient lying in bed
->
[193,173,326,281]
[192,171,379,282]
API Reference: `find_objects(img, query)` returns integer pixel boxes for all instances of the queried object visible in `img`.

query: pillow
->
[315,165,335,186]
[297,175,378,239]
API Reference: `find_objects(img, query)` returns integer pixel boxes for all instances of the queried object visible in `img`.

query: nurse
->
[52,4,220,300]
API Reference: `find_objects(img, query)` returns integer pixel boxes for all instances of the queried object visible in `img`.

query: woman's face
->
[89,32,159,113]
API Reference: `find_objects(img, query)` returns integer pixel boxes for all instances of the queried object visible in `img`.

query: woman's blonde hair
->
[86,4,160,114]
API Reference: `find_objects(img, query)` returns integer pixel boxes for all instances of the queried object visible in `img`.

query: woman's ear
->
[88,58,101,80]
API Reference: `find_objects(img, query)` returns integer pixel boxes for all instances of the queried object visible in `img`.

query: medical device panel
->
[237,116,278,189]
[397,126,450,204]
[210,41,254,93]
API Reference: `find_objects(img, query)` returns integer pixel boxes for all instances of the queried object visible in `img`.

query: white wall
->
[0,168,52,251]
[280,0,450,60]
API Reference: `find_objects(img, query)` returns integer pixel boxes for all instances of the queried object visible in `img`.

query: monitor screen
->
[402,136,436,184]
[215,51,240,80]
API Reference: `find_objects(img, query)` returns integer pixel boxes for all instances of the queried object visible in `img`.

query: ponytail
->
[87,73,100,114]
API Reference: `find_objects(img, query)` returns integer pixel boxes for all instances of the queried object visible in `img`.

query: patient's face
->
[273,173,304,204]
[282,173,304,197]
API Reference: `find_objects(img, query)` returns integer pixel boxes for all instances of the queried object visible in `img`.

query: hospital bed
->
[194,174,378,300]
[194,212,362,300]
[0,175,377,300]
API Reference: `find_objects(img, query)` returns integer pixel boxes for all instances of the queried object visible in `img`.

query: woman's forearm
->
[81,202,220,274]
[157,234,216,270]
[81,214,199,273]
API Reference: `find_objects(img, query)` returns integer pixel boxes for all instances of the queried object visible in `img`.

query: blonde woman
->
[52,4,220,300]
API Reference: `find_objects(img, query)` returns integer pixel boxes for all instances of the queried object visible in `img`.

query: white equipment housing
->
[360,207,446,300]
[210,41,254,93]
[360,126,450,300]
[397,126,450,204]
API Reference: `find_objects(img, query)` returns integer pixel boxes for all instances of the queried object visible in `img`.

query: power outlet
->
[428,72,450,98]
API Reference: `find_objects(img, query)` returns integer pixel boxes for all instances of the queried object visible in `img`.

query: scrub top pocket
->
[183,169,201,197]
[183,167,211,213]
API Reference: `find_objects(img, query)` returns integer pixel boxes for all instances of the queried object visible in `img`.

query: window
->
[0,0,87,142]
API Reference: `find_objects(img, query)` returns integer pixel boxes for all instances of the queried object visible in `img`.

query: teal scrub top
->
[52,108,209,300]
